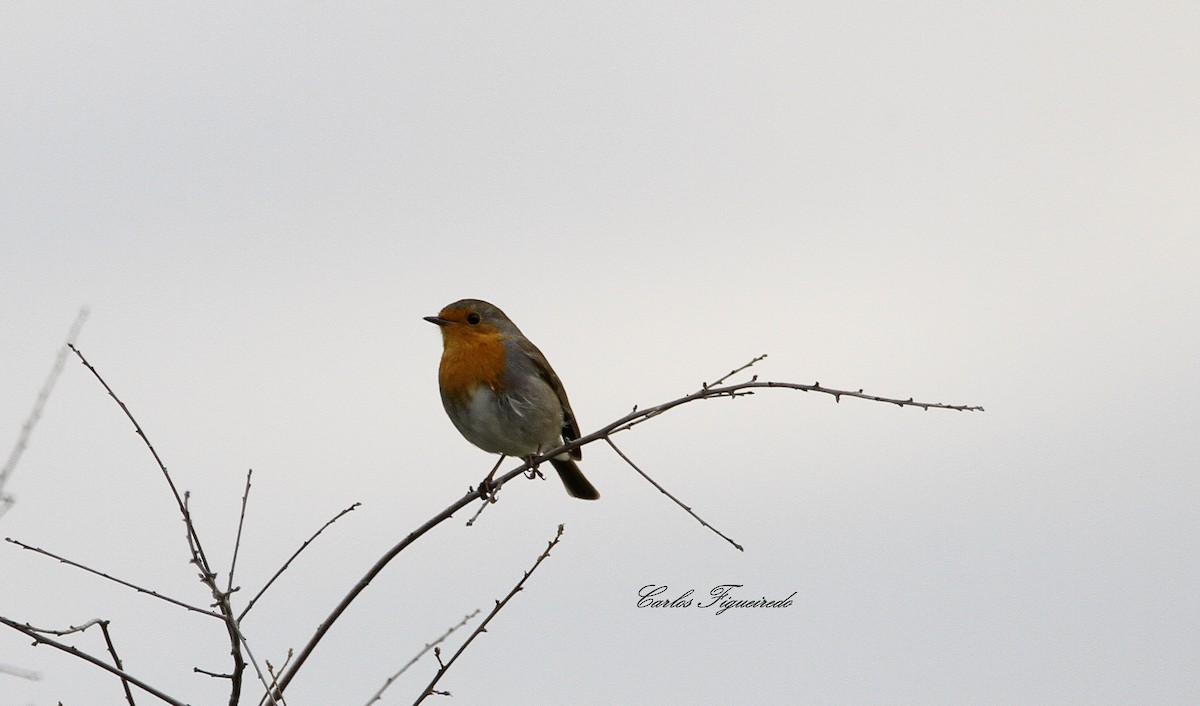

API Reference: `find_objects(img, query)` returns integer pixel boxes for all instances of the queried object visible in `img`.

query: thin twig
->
[99,620,137,706]
[263,650,293,706]
[17,618,107,636]
[228,469,254,595]
[0,306,88,520]
[364,610,480,706]
[412,525,565,705]
[463,499,490,527]
[704,354,768,388]
[238,502,361,622]
[607,379,982,438]
[0,616,188,706]
[3,538,223,619]
[605,438,743,551]
[235,625,282,706]
[68,345,210,563]
[182,494,250,706]
[555,381,981,463]
[16,618,137,703]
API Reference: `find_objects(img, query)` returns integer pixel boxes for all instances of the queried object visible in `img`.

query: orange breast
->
[438,331,508,401]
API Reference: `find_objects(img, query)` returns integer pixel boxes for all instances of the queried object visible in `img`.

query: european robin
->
[425,299,600,500]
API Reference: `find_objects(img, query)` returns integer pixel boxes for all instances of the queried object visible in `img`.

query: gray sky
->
[3,3,1197,705]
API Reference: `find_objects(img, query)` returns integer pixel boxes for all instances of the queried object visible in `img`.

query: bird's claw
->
[476,476,500,503]
[524,466,545,481]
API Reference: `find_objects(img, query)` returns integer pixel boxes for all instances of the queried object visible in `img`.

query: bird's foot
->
[523,457,545,481]
[475,476,500,503]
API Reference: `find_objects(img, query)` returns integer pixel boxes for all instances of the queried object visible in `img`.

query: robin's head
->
[424,299,522,344]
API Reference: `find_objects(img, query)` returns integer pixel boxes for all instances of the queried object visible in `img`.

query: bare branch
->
[233,626,282,706]
[463,498,491,527]
[98,620,138,706]
[3,537,223,619]
[182,494,249,706]
[364,610,480,706]
[0,616,188,706]
[263,650,293,706]
[15,618,109,636]
[68,345,226,596]
[13,618,137,703]
[412,525,565,705]
[546,379,981,465]
[69,346,190,536]
[605,378,981,438]
[704,353,768,388]
[228,469,254,595]
[238,502,361,622]
[266,360,981,700]
[68,346,280,705]
[605,438,743,551]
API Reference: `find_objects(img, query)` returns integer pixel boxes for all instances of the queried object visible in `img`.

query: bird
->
[424,299,600,500]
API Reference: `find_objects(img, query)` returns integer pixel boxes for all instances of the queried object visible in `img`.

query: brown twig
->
[15,618,107,636]
[98,620,137,706]
[605,438,743,551]
[228,469,254,595]
[704,354,768,388]
[238,502,361,622]
[364,610,480,706]
[68,345,208,560]
[263,650,293,706]
[182,493,250,706]
[608,380,981,438]
[3,537,222,619]
[0,616,187,706]
[412,525,565,705]
[556,380,981,463]
[234,631,282,706]
[463,499,490,526]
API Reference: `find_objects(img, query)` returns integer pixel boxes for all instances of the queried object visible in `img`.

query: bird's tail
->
[549,458,600,500]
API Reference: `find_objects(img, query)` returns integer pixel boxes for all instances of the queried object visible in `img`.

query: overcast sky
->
[2,3,1197,705]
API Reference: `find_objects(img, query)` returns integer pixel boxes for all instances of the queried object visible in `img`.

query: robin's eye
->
[466,312,481,325]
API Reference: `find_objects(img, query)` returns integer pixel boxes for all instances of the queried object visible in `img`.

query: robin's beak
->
[424,315,451,326]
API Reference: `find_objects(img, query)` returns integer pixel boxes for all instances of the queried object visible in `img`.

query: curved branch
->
[68,345,200,555]
[266,363,982,701]
[239,502,361,622]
